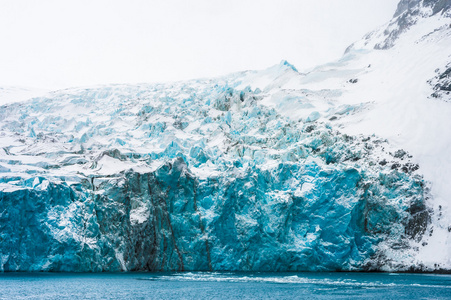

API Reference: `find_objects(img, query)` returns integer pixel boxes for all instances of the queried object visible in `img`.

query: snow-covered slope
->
[301,0,451,269]
[0,86,49,106]
[0,0,450,272]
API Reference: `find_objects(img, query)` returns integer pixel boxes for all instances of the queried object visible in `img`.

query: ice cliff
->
[1,0,450,272]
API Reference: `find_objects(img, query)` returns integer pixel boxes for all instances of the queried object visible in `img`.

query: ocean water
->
[0,272,450,299]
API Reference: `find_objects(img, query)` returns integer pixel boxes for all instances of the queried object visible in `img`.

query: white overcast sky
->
[0,0,399,89]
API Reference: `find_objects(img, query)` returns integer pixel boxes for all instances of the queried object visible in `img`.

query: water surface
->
[0,272,450,299]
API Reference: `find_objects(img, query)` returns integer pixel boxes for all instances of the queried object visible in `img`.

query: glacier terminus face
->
[0,72,429,272]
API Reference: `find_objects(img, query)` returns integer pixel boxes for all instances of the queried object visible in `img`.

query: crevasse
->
[0,78,428,272]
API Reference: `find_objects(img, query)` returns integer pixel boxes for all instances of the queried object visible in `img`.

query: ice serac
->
[0,74,429,272]
[1,0,450,272]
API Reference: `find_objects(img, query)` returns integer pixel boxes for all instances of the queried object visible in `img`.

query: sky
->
[0,0,399,90]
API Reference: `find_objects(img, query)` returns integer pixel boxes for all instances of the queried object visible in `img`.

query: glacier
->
[1,0,451,272]
[0,72,429,272]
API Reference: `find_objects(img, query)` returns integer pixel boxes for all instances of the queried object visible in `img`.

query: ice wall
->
[0,76,429,271]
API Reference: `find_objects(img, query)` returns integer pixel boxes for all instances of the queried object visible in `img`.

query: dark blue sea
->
[0,272,450,299]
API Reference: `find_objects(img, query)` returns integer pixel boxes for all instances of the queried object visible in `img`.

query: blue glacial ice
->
[0,67,429,272]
